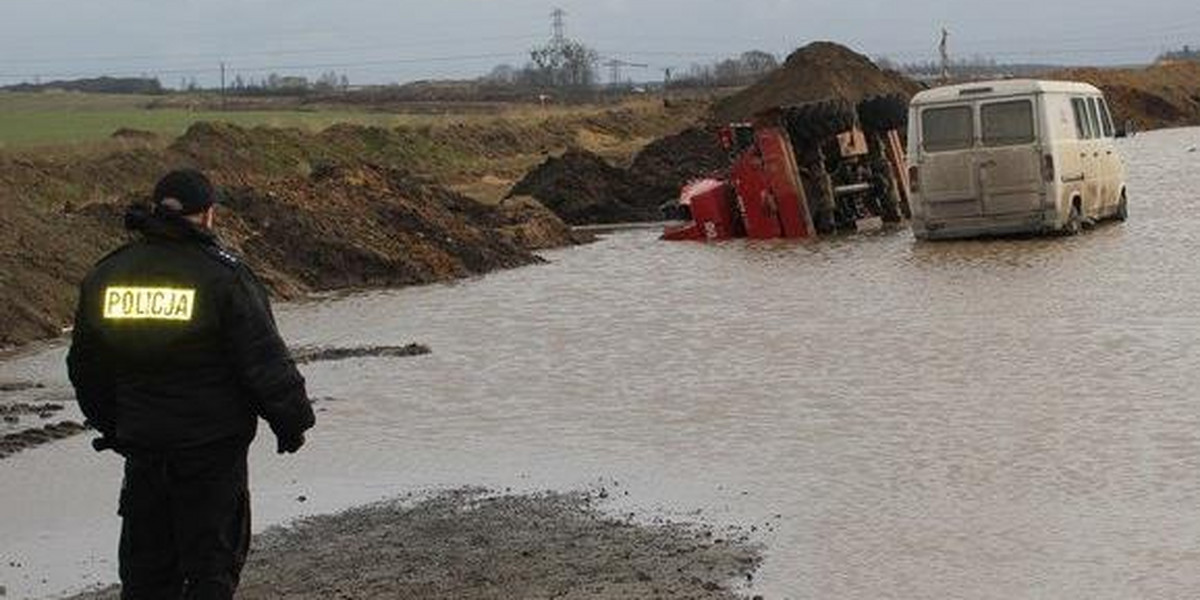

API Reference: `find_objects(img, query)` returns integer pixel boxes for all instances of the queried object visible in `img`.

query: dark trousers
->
[118,439,251,600]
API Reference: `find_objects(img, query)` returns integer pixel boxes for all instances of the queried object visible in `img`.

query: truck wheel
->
[877,172,903,223]
[1115,191,1128,222]
[857,95,908,133]
[785,99,857,145]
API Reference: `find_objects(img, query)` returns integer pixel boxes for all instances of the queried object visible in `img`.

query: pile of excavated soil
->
[627,126,729,203]
[216,164,556,293]
[510,128,730,226]
[713,41,921,122]
[0,121,600,348]
[508,149,658,225]
[1048,62,1200,130]
[69,488,763,600]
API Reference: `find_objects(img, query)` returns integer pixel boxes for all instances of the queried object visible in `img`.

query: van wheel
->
[1115,191,1128,222]
[1064,203,1083,235]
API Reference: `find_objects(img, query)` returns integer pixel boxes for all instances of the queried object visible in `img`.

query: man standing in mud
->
[67,169,315,600]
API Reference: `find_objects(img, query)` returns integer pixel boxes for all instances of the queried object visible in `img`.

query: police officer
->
[67,169,315,600]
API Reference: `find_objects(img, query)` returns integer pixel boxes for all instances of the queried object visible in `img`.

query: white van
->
[907,79,1127,240]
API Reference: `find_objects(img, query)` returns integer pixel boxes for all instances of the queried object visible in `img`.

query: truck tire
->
[857,94,908,133]
[784,99,857,146]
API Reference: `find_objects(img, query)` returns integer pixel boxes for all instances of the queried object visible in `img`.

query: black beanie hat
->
[152,169,217,215]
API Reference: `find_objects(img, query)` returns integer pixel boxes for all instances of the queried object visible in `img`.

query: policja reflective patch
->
[103,287,196,321]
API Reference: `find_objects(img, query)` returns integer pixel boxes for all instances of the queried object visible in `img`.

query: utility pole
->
[603,59,648,88]
[939,28,950,83]
[219,62,227,111]
[662,67,672,105]
[551,8,567,47]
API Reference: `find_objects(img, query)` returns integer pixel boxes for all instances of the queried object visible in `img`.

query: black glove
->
[276,431,305,454]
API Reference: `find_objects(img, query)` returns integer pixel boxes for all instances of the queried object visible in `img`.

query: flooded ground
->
[3,126,1200,599]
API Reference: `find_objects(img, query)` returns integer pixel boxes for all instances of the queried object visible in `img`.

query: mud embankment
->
[0,103,707,348]
[67,488,764,600]
[1048,61,1200,130]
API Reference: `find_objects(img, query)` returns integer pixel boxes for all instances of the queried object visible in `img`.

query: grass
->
[0,92,412,149]
[0,90,673,151]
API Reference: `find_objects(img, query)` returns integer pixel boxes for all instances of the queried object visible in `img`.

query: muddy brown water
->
[3,127,1200,599]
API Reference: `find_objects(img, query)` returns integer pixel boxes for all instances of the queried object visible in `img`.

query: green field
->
[0,91,436,150]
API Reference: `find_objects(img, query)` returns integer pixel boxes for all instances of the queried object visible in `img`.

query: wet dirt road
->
[4,127,1200,599]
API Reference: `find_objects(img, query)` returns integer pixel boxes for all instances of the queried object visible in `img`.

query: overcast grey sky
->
[1,0,1197,87]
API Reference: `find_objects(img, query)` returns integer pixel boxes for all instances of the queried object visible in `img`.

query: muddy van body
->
[907,80,1127,240]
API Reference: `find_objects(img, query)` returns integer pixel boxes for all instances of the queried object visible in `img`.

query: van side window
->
[981,100,1035,146]
[1071,98,1093,139]
[921,106,974,152]
[1097,99,1115,137]
[1086,98,1102,139]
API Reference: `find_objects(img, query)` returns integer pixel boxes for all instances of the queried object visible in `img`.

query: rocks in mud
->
[0,402,64,417]
[0,381,45,393]
[0,421,88,460]
[290,344,432,365]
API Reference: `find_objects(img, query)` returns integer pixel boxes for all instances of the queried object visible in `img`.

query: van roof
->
[911,79,1103,105]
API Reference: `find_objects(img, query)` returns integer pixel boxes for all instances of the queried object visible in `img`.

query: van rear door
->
[977,98,1043,216]
[917,104,979,219]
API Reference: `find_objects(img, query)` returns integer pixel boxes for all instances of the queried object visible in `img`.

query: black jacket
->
[67,206,314,450]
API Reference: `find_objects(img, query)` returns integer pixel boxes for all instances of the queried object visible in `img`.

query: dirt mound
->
[1,100,700,348]
[509,149,657,225]
[0,124,590,347]
[0,421,87,460]
[495,194,594,249]
[713,41,921,122]
[627,126,728,204]
[1047,62,1200,130]
[290,344,431,364]
[69,488,762,599]
[509,128,732,225]
[218,164,547,293]
[110,128,158,142]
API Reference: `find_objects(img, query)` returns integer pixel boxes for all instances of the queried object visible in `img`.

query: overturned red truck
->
[662,96,911,241]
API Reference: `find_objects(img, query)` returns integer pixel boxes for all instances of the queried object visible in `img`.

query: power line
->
[0,34,546,66]
[0,52,530,81]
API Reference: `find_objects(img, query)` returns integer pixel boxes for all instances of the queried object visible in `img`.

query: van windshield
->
[922,106,973,152]
[981,100,1035,147]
